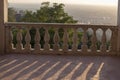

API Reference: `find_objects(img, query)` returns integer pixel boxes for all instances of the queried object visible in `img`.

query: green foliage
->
[48,28,55,48]
[8,8,16,22]
[21,11,36,22]
[12,28,18,47]
[21,2,78,23]
[86,32,92,49]
[67,29,73,48]
[39,28,45,48]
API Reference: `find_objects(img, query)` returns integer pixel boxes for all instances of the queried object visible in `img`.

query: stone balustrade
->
[5,22,118,56]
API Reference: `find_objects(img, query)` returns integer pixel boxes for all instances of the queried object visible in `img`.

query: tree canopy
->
[8,7,16,22]
[21,2,78,23]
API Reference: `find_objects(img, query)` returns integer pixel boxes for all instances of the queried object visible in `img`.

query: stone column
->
[117,0,120,53]
[0,0,8,54]
[118,0,120,26]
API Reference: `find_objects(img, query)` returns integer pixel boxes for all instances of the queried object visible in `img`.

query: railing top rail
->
[5,22,117,29]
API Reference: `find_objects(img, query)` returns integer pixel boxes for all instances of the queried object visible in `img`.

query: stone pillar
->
[0,0,8,54]
[118,0,120,26]
[117,0,120,53]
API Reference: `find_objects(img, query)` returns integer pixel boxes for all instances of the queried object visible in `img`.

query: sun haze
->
[8,0,118,6]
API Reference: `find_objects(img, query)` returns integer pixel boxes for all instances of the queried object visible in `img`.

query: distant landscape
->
[9,3,117,25]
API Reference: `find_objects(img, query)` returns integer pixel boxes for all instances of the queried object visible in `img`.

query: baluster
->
[34,27,41,51]
[109,29,115,52]
[111,28,117,52]
[44,27,50,50]
[53,28,60,51]
[91,28,97,52]
[24,27,31,51]
[81,28,88,52]
[16,27,23,51]
[72,28,78,51]
[63,28,69,52]
[101,28,107,52]
[6,26,13,53]
[10,27,14,50]
[108,34,112,53]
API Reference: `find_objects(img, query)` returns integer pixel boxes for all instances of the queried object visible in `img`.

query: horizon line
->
[9,2,117,7]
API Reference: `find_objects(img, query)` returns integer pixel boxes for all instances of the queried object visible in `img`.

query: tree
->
[22,2,78,23]
[8,7,16,22]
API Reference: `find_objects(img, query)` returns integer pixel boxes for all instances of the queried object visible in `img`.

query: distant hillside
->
[9,3,117,25]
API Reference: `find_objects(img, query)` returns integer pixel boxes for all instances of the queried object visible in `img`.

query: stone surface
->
[0,54,120,80]
[0,0,8,54]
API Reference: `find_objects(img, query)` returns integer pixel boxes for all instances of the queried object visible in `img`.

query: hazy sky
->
[8,0,118,6]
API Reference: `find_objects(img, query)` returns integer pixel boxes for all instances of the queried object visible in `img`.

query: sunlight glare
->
[8,0,118,6]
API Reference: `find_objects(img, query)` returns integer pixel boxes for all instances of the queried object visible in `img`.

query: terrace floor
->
[0,54,120,80]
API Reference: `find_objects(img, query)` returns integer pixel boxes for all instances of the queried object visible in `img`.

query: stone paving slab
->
[0,54,120,80]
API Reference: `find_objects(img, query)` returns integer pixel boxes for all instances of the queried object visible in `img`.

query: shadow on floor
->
[0,54,120,80]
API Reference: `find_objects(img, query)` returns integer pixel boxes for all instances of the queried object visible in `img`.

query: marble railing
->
[5,22,118,55]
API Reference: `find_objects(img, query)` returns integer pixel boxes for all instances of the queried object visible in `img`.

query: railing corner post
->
[117,27,120,54]
[117,0,120,55]
[0,0,8,54]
